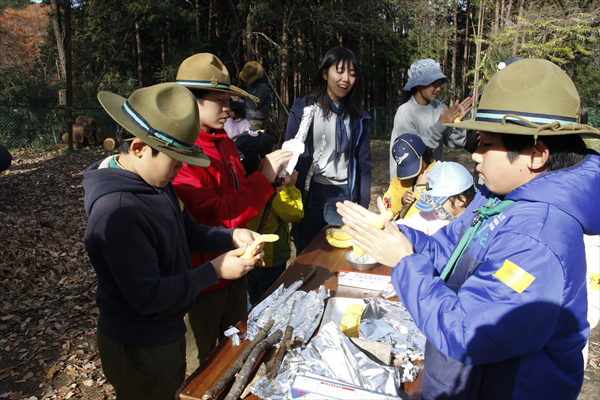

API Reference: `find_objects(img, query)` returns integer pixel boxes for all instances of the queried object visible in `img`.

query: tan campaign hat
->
[176,53,258,103]
[239,61,263,84]
[447,58,599,139]
[98,83,210,167]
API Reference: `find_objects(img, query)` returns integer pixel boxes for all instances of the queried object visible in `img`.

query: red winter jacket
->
[173,129,274,292]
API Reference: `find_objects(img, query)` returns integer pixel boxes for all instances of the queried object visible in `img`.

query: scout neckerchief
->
[439,196,515,281]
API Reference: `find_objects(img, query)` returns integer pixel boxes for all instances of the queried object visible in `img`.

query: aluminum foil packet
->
[360,297,426,381]
[250,321,401,400]
[246,281,329,343]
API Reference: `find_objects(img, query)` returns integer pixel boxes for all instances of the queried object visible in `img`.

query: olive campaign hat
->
[176,53,258,103]
[98,83,210,167]
[447,59,600,139]
[239,61,263,84]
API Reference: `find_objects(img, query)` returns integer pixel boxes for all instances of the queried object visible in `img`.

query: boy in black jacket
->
[83,83,262,399]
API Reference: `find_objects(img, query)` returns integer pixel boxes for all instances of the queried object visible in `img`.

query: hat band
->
[176,79,231,91]
[122,101,194,150]
[475,109,577,127]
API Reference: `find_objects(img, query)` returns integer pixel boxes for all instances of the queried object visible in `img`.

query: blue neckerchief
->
[330,100,348,157]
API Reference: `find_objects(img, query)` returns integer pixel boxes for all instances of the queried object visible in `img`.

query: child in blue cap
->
[389,59,473,180]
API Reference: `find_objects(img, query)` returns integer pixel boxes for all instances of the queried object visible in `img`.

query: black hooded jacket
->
[83,159,234,346]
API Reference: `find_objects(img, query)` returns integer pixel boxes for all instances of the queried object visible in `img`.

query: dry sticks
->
[224,329,284,400]
[202,320,275,400]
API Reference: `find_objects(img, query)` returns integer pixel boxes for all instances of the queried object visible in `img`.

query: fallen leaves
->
[0,148,115,399]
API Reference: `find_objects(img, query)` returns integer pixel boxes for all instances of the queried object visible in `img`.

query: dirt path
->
[0,143,597,399]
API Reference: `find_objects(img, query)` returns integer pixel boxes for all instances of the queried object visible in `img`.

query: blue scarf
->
[330,100,349,157]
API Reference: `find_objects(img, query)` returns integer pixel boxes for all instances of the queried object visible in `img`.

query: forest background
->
[1,0,599,147]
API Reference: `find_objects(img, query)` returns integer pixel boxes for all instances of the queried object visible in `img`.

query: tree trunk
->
[494,0,500,35]
[50,0,67,81]
[461,1,471,98]
[194,0,200,38]
[505,0,513,30]
[512,0,525,55]
[280,3,290,108]
[244,3,253,61]
[473,0,485,103]
[451,0,458,96]
[134,21,143,86]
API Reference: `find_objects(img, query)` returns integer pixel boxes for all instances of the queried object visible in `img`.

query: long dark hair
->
[306,46,364,120]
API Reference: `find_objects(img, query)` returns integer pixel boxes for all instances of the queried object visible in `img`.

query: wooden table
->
[179,228,423,400]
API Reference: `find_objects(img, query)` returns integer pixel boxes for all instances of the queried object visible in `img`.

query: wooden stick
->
[241,362,268,398]
[267,325,294,380]
[224,329,283,400]
[202,320,275,400]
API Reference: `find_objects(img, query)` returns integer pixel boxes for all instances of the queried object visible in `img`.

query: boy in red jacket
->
[173,53,292,370]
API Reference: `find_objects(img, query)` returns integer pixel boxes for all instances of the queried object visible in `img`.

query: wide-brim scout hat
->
[447,58,600,139]
[176,53,259,103]
[404,59,448,91]
[392,133,426,180]
[239,61,263,84]
[98,83,210,167]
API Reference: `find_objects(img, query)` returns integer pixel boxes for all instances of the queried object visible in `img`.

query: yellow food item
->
[241,234,279,258]
[326,228,352,248]
[352,210,394,257]
[330,228,352,241]
[453,116,461,123]
[339,304,364,338]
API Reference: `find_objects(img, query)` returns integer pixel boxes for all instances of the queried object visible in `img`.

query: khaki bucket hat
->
[239,61,263,84]
[447,58,599,139]
[176,53,258,103]
[98,83,210,167]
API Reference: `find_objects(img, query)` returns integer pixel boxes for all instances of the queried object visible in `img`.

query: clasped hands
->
[336,197,414,267]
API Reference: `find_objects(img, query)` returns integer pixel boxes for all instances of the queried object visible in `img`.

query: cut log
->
[76,116,98,130]
[73,124,92,138]
[95,128,106,143]
[102,137,116,150]
[62,132,83,143]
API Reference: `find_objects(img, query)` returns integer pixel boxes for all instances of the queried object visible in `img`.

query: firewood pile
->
[59,116,115,150]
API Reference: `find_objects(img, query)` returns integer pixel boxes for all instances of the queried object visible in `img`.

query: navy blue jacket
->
[83,160,234,346]
[393,152,599,399]
[285,97,371,207]
[244,76,271,121]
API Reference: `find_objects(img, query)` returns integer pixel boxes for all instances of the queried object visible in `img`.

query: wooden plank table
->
[179,228,423,400]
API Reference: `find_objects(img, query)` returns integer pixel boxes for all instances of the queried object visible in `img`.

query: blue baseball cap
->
[415,162,474,212]
[392,133,426,180]
[403,59,448,91]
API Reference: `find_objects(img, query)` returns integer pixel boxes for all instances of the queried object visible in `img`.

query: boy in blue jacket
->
[83,83,262,399]
[337,59,600,399]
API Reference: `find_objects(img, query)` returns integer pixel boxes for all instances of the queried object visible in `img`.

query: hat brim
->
[446,119,600,138]
[98,92,210,167]
[404,73,448,91]
[184,83,252,98]
[415,195,449,212]
[396,157,422,180]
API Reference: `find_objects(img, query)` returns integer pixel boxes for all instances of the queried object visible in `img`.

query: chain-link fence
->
[0,104,598,149]
[0,105,117,148]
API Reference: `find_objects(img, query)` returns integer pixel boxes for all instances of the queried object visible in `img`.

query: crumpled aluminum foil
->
[246,281,329,343]
[251,322,401,400]
[360,298,426,381]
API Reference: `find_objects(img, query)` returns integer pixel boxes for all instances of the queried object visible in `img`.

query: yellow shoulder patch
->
[493,259,535,294]
[590,274,600,291]
[178,198,185,212]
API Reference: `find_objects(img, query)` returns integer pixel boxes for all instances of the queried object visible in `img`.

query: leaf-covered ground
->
[0,144,598,399]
